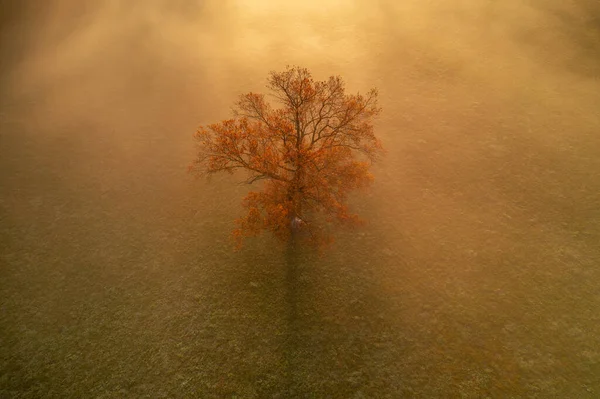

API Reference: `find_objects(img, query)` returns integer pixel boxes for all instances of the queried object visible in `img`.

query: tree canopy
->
[190,66,383,249]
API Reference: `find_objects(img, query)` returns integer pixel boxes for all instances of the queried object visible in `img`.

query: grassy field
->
[2,0,600,397]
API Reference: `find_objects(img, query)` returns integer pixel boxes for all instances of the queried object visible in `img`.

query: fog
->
[1,0,599,397]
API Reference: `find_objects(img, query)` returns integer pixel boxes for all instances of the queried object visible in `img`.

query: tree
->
[190,66,383,249]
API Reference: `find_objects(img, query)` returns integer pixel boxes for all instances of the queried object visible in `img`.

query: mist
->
[2,0,599,396]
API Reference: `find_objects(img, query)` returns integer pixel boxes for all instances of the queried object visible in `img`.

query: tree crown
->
[190,66,383,249]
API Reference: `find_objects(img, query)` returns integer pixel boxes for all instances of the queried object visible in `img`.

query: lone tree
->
[190,66,383,249]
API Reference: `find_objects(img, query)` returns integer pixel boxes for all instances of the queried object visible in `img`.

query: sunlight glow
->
[232,0,350,15]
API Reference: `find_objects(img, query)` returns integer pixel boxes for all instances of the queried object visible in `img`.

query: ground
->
[1,0,600,397]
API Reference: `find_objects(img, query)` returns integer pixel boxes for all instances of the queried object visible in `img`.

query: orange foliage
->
[190,66,383,249]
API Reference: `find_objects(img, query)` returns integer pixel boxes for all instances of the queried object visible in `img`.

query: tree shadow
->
[283,236,303,397]
[276,223,416,397]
